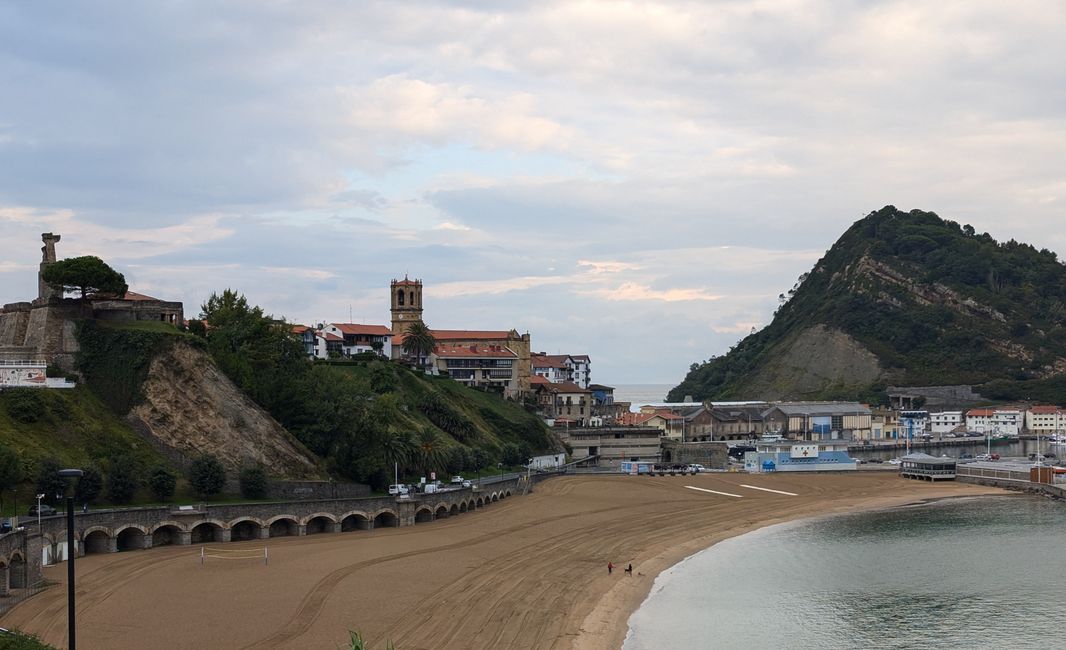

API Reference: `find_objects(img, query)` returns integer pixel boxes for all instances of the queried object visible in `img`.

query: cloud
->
[584,282,722,303]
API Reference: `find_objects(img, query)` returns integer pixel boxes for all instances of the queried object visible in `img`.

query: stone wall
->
[266,480,371,500]
[887,385,985,410]
[660,440,730,469]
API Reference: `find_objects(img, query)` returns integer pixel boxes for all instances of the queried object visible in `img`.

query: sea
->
[624,495,1066,649]
[611,384,675,412]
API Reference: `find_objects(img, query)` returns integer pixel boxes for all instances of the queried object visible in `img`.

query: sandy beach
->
[2,473,1004,649]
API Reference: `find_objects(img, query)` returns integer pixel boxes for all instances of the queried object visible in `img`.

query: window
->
[831,415,843,430]
[397,290,405,306]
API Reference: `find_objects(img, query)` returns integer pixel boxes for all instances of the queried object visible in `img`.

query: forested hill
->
[669,206,1066,404]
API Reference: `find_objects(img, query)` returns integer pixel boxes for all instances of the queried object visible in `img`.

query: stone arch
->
[414,507,434,523]
[151,523,184,547]
[435,504,449,519]
[397,289,405,306]
[8,552,26,589]
[267,516,300,538]
[476,497,484,507]
[340,511,371,531]
[230,519,263,542]
[449,503,459,516]
[304,514,337,535]
[82,527,113,554]
[490,493,499,502]
[459,500,469,513]
[373,510,399,528]
[116,525,148,552]
[190,520,226,544]
[505,490,512,497]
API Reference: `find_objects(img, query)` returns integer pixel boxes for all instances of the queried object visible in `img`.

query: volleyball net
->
[200,546,269,565]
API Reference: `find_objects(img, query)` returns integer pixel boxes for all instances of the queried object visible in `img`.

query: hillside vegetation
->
[194,290,557,488]
[670,206,1066,403]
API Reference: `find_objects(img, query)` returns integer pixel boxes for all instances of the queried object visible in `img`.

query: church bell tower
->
[390,275,423,337]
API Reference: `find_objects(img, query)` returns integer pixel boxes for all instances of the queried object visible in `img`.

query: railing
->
[0,359,47,367]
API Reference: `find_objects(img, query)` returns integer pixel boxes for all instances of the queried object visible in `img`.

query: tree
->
[0,445,23,510]
[381,430,416,478]
[239,465,269,499]
[148,466,177,502]
[74,465,103,504]
[35,458,66,504]
[188,455,226,499]
[500,442,524,467]
[468,448,491,474]
[416,429,447,477]
[401,321,436,369]
[186,319,207,337]
[107,456,140,504]
[41,255,127,298]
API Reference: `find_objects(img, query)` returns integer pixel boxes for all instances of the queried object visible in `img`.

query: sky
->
[2,1,1065,384]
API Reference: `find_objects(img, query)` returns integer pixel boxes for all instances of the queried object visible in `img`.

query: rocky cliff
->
[128,341,322,478]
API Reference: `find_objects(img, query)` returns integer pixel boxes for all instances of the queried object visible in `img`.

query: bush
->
[189,455,226,499]
[147,466,177,502]
[106,456,140,504]
[239,465,268,499]
[500,442,524,467]
[4,389,46,424]
[0,629,58,649]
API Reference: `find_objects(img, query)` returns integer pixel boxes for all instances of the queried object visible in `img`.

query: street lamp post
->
[58,468,83,650]
[36,493,44,529]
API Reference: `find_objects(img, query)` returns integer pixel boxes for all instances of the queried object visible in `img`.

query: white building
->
[0,360,75,389]
[530,352,592,389]
[1026,406,1066,434]
[321,323,393,358]
[992,409,1022,437]
[930,411,963,435]
[966,409,993,434]
[430,344,520,396]
[899,410,929,434]
[569,354,591,389]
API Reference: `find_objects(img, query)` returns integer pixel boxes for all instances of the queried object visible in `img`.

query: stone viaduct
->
[0,478,524,595]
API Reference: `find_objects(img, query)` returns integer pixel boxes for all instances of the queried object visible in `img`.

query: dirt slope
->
[128,341,322,478]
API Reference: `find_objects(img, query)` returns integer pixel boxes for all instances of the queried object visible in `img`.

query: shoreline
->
[571,487,1009,650]
[1,474,1008,650]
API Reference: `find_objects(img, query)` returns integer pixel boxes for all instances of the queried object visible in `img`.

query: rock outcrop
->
[129,342,322,478]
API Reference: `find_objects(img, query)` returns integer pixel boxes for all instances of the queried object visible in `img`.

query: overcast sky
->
[2,1,1065,385]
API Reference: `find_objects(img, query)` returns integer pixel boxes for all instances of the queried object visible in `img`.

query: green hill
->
[669,206,1066,403]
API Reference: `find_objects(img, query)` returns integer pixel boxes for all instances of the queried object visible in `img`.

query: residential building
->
[532,376,592,425]
[899,410,929,435]
[617,410,686,438]
[569,354,591,389]
[1027,405,1066,434]
[966,408,993,433]
[321,323,393,358]
[429,344,519,396]
[991,409,1023,436]
[930,411,964,435]
[292,325,317,359]
[531,354,573,383]
[762,402,873,441]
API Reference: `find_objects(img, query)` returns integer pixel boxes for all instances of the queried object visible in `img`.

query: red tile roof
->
[618,412,656,426]
[292,325,310,334]
[331,323,392,336]
[531,354,570,369]
[1030,405,1063,414]
[433,344,517,359]
[322,333,344,342]
[967,409,994,417]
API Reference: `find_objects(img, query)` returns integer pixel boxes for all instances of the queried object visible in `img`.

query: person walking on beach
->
[608,562,613,575]
[625,563,633,576]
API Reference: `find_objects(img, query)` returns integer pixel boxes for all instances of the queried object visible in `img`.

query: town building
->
[743,440,856,472]
[930,411,964,435]
[1026,405,1066,434]
[429,344,519,395]
[321,323,392,358]
[531,376,592,425]
[991,408,1023,436]
[389,276,532,394]
[0,359,75,389]
[704,402,769,441]
[569,354,591,389]
[899,410,930,435]
[530,352,592,389]
[563,426,663,468]
[762,402,872,441]
[965,408,993,433]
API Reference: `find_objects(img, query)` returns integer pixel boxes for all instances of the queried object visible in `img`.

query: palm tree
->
[402,320,436,370]
[417,429,448,477]
[381,430,416,478]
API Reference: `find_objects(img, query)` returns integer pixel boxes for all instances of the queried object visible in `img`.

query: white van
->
[687,464,706,473]
[388,484,409,496]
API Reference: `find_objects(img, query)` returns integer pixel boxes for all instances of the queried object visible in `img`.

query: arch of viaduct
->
[26,480,519,566]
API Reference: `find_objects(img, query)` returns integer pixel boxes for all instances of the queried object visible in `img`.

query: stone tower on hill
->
[390,275,423,337]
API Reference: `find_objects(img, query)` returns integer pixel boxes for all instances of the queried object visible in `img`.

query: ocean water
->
[612,384,675,411]
[624,496,1066,649]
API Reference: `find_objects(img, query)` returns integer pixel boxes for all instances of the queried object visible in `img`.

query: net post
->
[264,547,269,566]
[200,546,204,565]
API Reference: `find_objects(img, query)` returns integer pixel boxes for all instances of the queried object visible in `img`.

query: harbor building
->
[762,403,872,441]
[743,440,856,472]
[899,453,957,481]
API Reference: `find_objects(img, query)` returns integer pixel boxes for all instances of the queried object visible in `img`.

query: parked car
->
[687,464,706,473]
[388,484,409,496]
[27,504,56,517]
[975,453,993,461]
[867,458,884,464]
[450,475,465,484]
[0,519,12,534]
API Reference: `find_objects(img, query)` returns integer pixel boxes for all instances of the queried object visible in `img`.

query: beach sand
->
[2,473,1004,649]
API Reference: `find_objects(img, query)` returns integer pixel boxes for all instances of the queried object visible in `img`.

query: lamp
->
[58,468,83,650]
